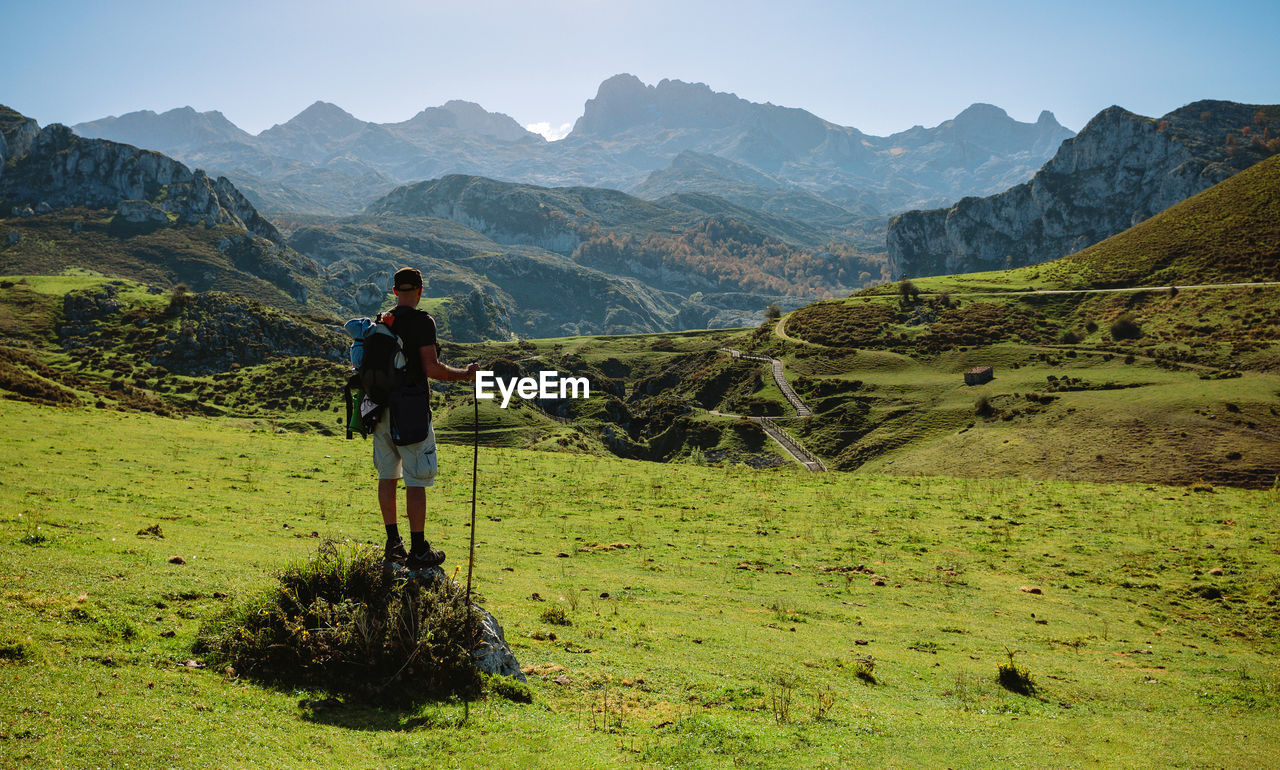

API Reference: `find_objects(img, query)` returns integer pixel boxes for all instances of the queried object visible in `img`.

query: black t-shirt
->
[387,305,437,385]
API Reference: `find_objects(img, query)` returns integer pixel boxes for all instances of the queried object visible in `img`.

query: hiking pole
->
[463,389,479,722]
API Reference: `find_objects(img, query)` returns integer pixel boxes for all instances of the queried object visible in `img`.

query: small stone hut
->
[964,366,994,385]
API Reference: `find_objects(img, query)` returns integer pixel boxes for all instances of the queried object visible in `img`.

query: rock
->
[71,219,83,233]
[117,199,169,225]
[34,201,52,214]
[1019,585,1042,594]
[354,282,386,309]
[414,566,526,683]
[553,674,572,686]
[0,109,39,164]
[472,606,526,682]
[1208,567,1224,576]
[168,556,186,565]
[5,231,19,246]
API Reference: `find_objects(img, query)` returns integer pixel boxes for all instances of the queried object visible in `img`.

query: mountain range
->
[72,74,1073,223]
[2,105,840,337]
[7,77,1280,346]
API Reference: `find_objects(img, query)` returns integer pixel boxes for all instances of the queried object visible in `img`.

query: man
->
[375,267,479,570]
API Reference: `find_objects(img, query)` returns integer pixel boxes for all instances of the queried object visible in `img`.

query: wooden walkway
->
[718,348,812,417]
[714,348,825,472]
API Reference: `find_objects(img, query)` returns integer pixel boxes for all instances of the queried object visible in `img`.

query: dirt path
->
[941,280,1280,298]
[773,315,810,345]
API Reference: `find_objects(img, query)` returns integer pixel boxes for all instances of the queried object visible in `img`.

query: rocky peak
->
[394,100,533,142]
[73,106,253,154]
[1036,110,1060,127]
[571,74,656,137]
[255,101,369,163]
[439,100,532,141]
[571,74,824,158]
[952,102,1012,128]
[279,101,365,134]
[0,105,41,171]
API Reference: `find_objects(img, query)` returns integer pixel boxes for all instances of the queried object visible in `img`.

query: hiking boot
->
[406,543,446,571]
[384,539,409,565]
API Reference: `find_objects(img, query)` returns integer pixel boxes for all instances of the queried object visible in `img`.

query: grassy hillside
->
[366,174,877,299]
[0,208,338,317]
[5,270,1278,487]
[766,291,1280,483]
[1042,152,1280,288]
[749,156,1280,481]
[1,401,1277,767]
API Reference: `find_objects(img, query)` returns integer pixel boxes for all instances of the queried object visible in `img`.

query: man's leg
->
[373,418,405,559]
[401,425,442,567]
[378,478,399,525]
[405,485,426,550]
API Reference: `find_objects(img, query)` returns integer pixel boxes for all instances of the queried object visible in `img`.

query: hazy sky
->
[5,0,1279,139]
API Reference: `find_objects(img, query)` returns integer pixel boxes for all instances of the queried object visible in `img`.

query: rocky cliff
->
[0,106,41,176]
[0,117,285,247]
[887,100,1280,278]
[1,106,327,309]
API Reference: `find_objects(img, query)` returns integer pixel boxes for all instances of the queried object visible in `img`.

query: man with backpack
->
[373,267,479,570]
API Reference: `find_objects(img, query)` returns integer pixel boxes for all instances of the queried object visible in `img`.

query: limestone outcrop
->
[0,113,284,248]
[887,100,1280,279]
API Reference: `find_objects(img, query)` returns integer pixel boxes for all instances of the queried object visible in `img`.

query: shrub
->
[167,283,191,313]
[540,605,572,626]
[975,395,995,418]
[899,280,921,303]
[852,656,877,685]
[195,542,482,700]
[1085,320,1098,333]
[0,641,30,661]
[1060,329,1082,344]
[997,651,1035,695]
[483,672,534,703]
[764,303,782,322]
[1110,314,1143,340]
[769,673,796,724]
[812,686,837,720]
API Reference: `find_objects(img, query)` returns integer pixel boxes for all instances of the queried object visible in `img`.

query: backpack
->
[342,312,407,438]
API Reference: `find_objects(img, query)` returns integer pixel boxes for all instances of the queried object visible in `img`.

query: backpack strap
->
[344,374,354,440]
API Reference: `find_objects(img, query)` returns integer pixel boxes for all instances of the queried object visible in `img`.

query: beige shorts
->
[373,414,438,487]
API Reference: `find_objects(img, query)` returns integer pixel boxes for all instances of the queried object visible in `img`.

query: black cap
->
[393,267,423,291]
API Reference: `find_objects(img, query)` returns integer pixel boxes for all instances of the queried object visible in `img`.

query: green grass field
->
[2,401,1277,767]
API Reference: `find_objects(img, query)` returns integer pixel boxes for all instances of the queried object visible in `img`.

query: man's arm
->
[421,344,479,382]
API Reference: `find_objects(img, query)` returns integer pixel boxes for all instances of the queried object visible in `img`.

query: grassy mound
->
[1045,152,1280,288]
[196,542,482,701]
